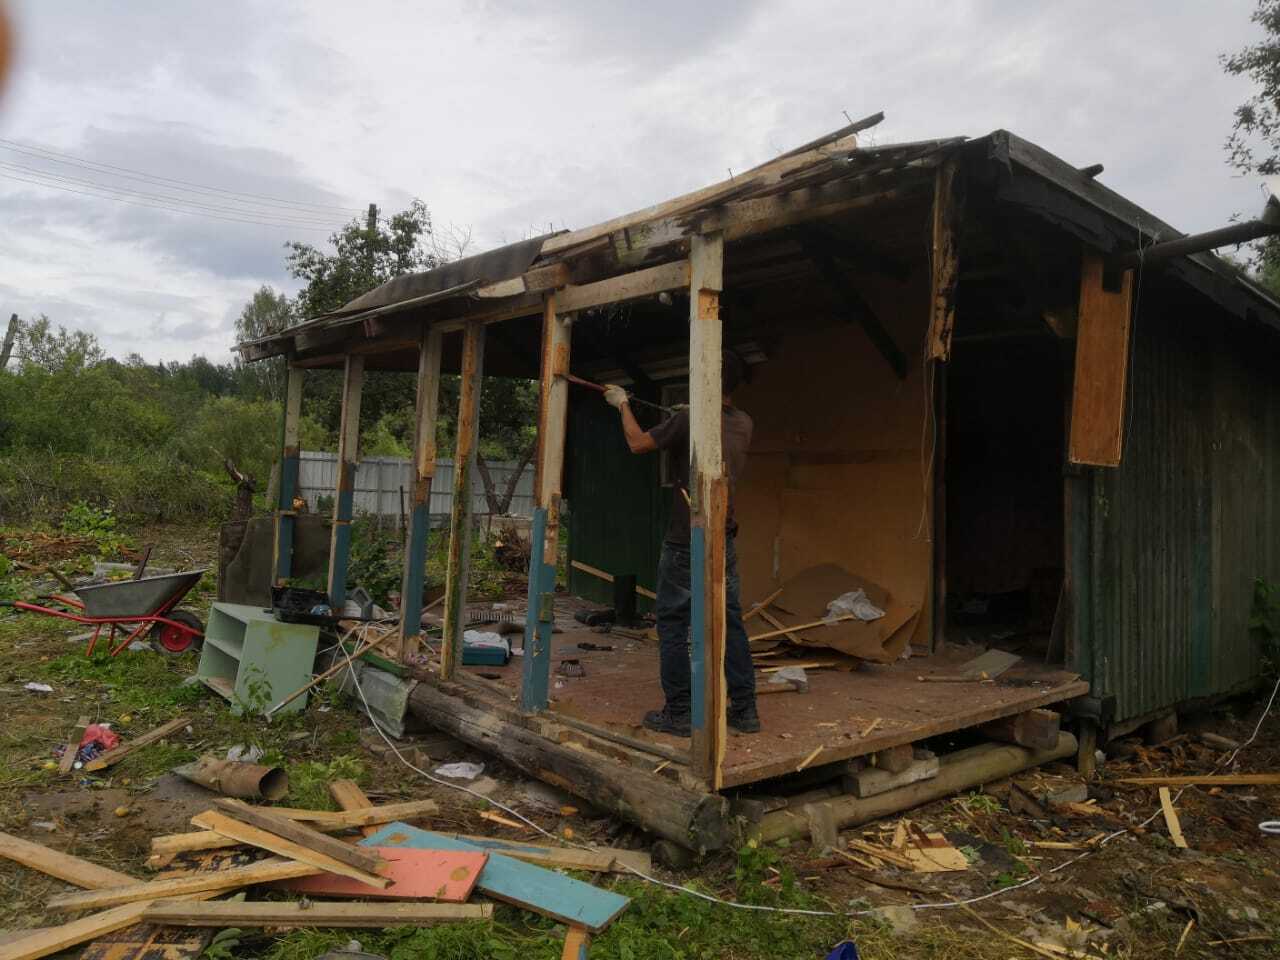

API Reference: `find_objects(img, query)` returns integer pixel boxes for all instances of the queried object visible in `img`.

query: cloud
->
[0,0,1269,364]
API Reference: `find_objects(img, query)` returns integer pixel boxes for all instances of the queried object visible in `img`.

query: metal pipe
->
[174,757,289,801]
[1111,194,1280,269]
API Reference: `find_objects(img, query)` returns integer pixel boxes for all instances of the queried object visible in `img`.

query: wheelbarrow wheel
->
[150,609,204,655]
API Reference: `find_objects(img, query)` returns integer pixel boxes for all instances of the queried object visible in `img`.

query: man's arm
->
[604,385,657,453]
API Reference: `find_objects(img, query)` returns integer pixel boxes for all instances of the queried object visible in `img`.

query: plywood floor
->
[463,626,1088,789]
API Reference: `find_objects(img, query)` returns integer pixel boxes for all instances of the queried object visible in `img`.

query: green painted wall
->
[565,397,671,610]
[1077,301,1280,724]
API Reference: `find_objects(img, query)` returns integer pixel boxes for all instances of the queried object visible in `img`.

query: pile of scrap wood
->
[0,780,639,960]
[746,563,921,664]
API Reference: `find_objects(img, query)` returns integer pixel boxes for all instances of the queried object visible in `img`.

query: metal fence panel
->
[297,451,533,520]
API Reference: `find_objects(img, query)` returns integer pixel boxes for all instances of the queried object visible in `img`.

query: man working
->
[602,348,760,737]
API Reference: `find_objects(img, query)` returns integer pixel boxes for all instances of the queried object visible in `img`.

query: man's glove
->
[603,384,629,408]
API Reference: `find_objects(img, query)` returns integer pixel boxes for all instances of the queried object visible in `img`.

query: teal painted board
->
[361,822,629,932]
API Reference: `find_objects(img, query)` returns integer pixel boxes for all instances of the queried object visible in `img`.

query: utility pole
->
[365,203,378,280]
[0,313,17,370]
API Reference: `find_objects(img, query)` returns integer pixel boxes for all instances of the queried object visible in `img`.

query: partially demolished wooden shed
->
[241,120,1280,849]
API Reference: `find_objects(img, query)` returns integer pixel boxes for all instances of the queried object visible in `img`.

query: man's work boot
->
[728,701,761,734]
[643,706,691,737]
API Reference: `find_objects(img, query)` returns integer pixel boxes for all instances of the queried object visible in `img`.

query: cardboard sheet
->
[762,563,919,662]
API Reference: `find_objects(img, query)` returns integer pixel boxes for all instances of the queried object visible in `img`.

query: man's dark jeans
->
[654,537,756,716]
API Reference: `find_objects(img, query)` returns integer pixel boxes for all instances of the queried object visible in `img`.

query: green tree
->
[286,200,436,318]
[234,285,294,400]
[14,315,104,372]
[1225,1,1280,176]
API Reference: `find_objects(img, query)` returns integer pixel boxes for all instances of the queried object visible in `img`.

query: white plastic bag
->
[434,761,485,780]
[824,589,884,623]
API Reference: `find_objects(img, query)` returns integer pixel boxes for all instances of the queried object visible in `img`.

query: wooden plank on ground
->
[278,847,487,901]
[451,835,651,875]
[362,823,629,933]
[58,715,90,774]
[562,926,591,960]
[0,903,155,960]
[0,831,137,889]
[150,798,441,855]
[141,901,492,928]
[329,778,380,838]
[210,798,386,874]
[82,717,188,772]
[1117,774,1280,787]
[47,858,320,913]
[1069,252,1134,467]
[191,811,388,889]
[1158,787,1188,849]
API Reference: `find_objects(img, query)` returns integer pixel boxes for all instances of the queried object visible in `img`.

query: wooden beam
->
[399,325,443,661]
[327,354,364,605]
[1116,773,1280,787]
[523,292,570,712]
[687,231,727,789]
[0,831,136,889]
[57,715,89,775]
[799,232,908,380]
[141,901,492,928]
[927,158,961,360]
[1068,253,1134,467]
[272,366,304,583]
[48,858,320,913]
[441,319,485,677]
[407,680,731,851]
[540,131,863,256]
[557,260,690,314]
[210,798,388,875]
[191,810,389,889]
[476,262,573,299]
[0,904,160,960]
[569,560,658,600]
[979,709,1061,751]
[149,798,441,856]
[329,778,381,839]
[82,717,188,772]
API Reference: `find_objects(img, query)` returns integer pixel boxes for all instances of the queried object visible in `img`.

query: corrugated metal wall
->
[565,398,671,608]
[1078,300,1280,725]
[297,451,534,521]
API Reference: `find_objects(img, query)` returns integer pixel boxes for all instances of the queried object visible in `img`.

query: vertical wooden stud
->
[927,158,960,361]
[440,321,486,678]
[687,233,726,788]
[522,294,570,712]
[398,326,443,661]
[272,366,304,584]
[327,355,364,607]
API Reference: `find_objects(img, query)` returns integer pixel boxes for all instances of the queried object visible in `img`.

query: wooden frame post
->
[398,326,443,661]
[687,233,727,787]
[522,294,571,712]
[272,366,304,584]
[327,355,364,607]
[440,320,486,678]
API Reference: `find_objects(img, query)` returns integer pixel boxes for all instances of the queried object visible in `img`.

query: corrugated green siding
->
[565,398,671,609]
[1080,304,1280,724]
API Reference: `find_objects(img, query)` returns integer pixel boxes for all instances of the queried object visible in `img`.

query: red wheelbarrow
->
[4,569,207,656]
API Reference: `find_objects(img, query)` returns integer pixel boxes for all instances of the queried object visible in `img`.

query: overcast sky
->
[0,1,1268,363]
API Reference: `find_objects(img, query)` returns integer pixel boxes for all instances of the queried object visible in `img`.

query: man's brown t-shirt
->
[647,404,753,544]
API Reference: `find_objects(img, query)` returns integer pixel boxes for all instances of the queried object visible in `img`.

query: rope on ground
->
[335,625,1280,919]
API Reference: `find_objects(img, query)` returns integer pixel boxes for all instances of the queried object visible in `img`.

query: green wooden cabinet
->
[197,602,320,716]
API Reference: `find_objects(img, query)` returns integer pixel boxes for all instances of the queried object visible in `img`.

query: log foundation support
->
[752,732,1078,843]
[407,680,730,852]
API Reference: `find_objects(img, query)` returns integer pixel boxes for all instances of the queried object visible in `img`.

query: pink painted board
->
[276,847,487,902]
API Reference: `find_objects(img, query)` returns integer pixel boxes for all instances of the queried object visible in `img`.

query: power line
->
[0,158,348,227]
[0,168,336,232]
[0,137,366,216]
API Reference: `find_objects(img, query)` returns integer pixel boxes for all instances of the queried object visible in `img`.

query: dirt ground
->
[1,521,1278,959]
